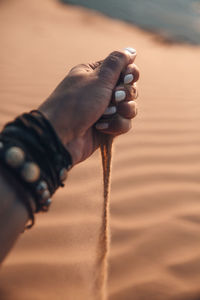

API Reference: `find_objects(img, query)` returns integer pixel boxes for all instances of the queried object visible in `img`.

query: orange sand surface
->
[1,0,200,299]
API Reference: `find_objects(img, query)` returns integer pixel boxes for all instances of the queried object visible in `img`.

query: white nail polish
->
[103,106,117,115]
[124,74,134,84]
[95,123,109,130]
[124,47,136,55]
[115,90,126,102]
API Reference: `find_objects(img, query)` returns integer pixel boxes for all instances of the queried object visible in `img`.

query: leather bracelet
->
[0,110,72,228]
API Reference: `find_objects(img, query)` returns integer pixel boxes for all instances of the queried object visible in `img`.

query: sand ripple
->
[0,0,200,299]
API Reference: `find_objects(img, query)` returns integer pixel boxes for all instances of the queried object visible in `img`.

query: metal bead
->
[59,168,68,182]
[45,198,52,206]
[42,198,52,212]
[21,162,40,182]
[5,146,25,167]
[0,141,4,149]
[67,164,72,171]
[36,181,48,194]
[41,189,50,201]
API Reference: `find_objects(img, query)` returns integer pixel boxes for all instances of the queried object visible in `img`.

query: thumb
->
[97,48,136,87]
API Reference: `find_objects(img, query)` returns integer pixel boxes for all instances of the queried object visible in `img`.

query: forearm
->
[0,166,35,264]
[0,111,71,264]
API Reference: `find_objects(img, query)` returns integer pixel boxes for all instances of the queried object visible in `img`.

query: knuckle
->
[111,51,126,61]
[129,110,137,119]
[70,64,83,73]
[124,85,137,100]
[117,101,137,119]
[69,65,78,73]
[70,64,90,75]
[76,63,89,69]
[107,51,126,66]
[61,73,86,90]
[134,67,140,81]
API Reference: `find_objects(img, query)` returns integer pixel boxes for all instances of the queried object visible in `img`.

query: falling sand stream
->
[94,135,113,300]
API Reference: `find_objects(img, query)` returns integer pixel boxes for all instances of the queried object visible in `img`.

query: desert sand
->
[1,0,200,299]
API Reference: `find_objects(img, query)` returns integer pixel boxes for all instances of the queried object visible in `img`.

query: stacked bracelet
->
[0,110,72,228]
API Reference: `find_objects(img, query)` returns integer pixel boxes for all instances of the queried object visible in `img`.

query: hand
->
[39,49,139,165]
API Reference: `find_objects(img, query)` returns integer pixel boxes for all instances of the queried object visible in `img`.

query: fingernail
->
[124,47,136,55]
[115,90,126,102]
[124,74,134,84]
[95,122,109,130]
[103,106,117,115]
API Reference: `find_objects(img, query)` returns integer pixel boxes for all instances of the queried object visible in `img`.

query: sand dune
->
[1,0,200,299]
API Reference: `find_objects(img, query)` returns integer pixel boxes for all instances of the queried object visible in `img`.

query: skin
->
[39,50,139,164]
[0,49,139,263]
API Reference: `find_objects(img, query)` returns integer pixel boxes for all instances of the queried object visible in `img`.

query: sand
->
[1,0,200,299]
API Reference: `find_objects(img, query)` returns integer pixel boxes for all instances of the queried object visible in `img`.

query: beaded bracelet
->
[0,110,72,228]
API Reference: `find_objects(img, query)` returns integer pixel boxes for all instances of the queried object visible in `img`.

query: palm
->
[65,127,102,165]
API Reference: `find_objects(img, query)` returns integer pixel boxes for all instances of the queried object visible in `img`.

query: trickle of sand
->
[94,135,113,300]
[95,76,133,300]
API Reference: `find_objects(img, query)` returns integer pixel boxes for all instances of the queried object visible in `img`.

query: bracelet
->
[0,110,72,228]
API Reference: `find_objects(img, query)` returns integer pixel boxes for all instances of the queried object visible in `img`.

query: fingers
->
[113,62,139,102]
[102,100,137,119]
[121,63,140,84]
[95,58,139,135]
[97,48,136,87]
[95,100,137,133]
[113,83,138,103]
[95,114,132,135]
[117,101,137,119]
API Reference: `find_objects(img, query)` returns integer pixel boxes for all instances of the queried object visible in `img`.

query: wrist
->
[0,111,72,228]
[38,107,73,146]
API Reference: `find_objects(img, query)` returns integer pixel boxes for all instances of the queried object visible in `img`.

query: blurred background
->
[61,0,200,44]
[0,0,200,300]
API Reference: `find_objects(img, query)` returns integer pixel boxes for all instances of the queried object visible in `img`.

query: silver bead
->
[59,168,68,182]
[45,198,52,206]
[42,198,52,212]
[0,141,4,149]
[21,162,40,182]
[36,181,48,194]
[67,164,72,171]
[41,189,50,201]
[5,146,25,167]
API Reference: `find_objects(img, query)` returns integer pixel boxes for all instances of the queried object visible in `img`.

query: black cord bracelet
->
[0,110,73,228]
